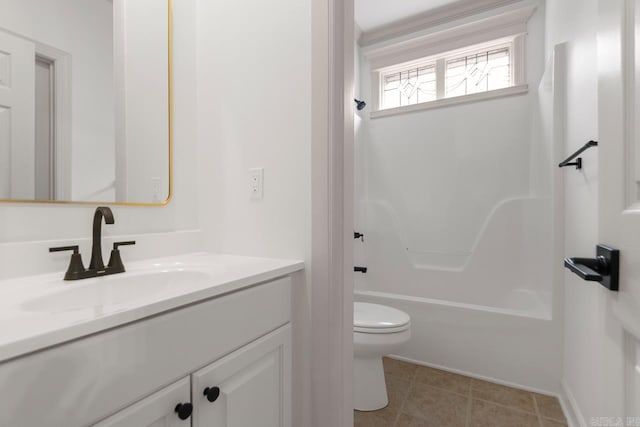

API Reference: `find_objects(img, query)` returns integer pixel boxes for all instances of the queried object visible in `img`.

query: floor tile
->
[353,376,410,426]
[540,418,568,427]
[354,359,570,427]
[387,376,411,408]
[354,410,397,427]
[469,399,540,427]
[534,393,566,422]
[470,379,536,413]
[383,357,419,381]
[414,365,471,396]
[401,382,469,427]
[395,412,434,426]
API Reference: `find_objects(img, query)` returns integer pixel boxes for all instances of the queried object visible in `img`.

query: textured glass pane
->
[445,47,510,98]
[382,64,436,109]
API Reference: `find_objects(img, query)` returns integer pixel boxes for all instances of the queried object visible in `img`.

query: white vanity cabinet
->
[0,274,295,427]
[94,378,192,427]
[94,325,292,427]
[191,325,291,427]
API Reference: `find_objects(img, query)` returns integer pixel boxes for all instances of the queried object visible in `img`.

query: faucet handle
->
[113,241,136,250]
[49,245,80,254]
[107,241,136,272]
[49,245,86,280]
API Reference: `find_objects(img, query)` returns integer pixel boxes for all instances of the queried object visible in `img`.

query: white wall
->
[195,1,312,425]
[0,0,199,275]
[546,0,625,423]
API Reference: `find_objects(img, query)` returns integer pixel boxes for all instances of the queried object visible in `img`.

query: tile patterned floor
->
[354,358,568,427]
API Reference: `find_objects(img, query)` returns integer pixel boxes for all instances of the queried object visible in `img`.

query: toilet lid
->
[354,302,410,333]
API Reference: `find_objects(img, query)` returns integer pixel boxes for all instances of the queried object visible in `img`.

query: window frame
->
[378,39,517,111]
[362,5,535,119]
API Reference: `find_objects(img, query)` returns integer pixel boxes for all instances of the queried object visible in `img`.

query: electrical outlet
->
[249,168,264,200]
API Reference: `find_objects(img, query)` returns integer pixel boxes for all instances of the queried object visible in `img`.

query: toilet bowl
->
[353,302,411,411]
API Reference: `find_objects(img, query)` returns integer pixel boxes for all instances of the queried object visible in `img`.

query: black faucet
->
[49,207,136,280]
[89,206,114,271]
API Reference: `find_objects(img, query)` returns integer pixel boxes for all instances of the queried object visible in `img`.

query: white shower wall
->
[354,3,565,392]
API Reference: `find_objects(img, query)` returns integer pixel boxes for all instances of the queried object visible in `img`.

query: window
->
[379,41,519,111]
[445,47,510,97]
[364,5,536,117]
[382,65,436,109]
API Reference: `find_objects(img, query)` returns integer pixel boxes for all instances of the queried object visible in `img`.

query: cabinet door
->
[93,377,192,427]
[192,324,291,427]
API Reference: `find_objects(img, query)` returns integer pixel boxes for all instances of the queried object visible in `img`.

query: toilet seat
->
[354,302,410,334]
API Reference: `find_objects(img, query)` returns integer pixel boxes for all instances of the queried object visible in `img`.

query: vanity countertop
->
[0,253,304,363]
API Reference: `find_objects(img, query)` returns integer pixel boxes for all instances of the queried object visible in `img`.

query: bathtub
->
[355,288,561,393]
[354,198,562,392]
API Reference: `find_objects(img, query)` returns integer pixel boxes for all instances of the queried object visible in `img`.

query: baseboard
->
[388,355,573,420]
[561,379,586,427]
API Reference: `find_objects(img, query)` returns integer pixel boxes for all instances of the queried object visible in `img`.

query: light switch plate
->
[249,168,264,200]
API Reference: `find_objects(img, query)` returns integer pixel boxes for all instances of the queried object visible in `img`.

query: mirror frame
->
[0,0,173,207]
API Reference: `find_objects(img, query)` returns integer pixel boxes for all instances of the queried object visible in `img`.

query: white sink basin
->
[21,269,212,313]
[0,252,304,363]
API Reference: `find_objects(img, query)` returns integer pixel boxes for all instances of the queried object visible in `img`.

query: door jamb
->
[311,0,355,425]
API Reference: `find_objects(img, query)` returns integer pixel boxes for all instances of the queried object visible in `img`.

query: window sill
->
[370,84,529,119]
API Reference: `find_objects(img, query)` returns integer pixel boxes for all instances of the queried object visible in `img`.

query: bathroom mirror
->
[0,0,171,205]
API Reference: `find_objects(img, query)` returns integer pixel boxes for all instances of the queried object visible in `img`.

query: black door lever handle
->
[563,245,619,291]
[564,258,604,281]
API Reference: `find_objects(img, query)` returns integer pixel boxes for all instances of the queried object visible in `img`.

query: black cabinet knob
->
[174,403,193,420]
[204,386,221,403]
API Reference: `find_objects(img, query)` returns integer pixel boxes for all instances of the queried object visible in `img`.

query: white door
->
[93,378,192,427]
[598,0,640,419]
[191,325,291,427]
[0,30,35,199]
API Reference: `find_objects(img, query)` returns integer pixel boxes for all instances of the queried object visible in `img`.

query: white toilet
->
[353,302,411,411]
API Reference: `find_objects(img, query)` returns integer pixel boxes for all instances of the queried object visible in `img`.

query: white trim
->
[359,0,526,47]
[355,23,363,43]
[388,355,555,395]
[364,5,534,115]
[311,0,354,426]
[512,33,526,85]
[435,58,446,99]
[114,0,128,203]
[34,42,72,201]
[362,5,536,70]
[561,379,587,427]
[370,84,528,119]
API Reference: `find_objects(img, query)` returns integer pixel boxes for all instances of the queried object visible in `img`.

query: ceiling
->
[355,0,462,32]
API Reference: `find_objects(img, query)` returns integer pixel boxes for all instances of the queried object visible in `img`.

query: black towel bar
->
[559,140,598,169]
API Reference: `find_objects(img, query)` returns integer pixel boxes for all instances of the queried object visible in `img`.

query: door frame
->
[311,0,355,426]
[33,41,72,201]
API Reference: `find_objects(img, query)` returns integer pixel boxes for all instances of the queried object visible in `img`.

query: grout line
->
[533,393,544,427]
[392,379,412,426]
[389,367,415,427]
[470,395,540,416]
[385,360,560,426]
[466,380,474,427]
[465,393,473,427]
